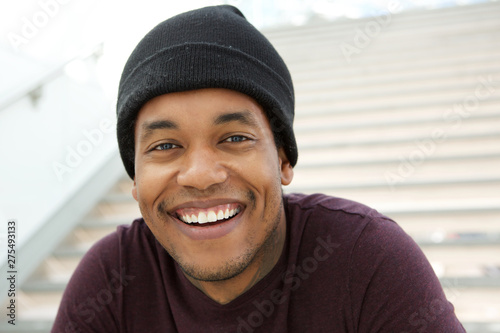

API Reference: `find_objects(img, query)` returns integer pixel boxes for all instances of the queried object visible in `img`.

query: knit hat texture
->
[116,5,297,179]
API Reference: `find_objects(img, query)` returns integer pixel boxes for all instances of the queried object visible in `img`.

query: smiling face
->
[133,88,293,286]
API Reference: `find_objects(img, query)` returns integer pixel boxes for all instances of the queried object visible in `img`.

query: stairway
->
[276,1,500,331]
[2,2,499,332]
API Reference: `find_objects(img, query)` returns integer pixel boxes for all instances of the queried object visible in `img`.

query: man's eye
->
[224,135,248,143]
[154,143,179,151]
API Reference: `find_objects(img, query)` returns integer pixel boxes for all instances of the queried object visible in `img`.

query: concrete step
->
[295,101,500,130]
[280,30,500,68]
[295,70,500,102]
[295,115,500,145]
[294,149,500,171]
[418,233,500,248]
[4,290,62,322]
[296,93,500,116]
[392,210,500,235]
[293,158,500,189]
[81,216,134,229]
[297,136,500,164]
[372,200,500,223]
[425,245,500,271]
[22,281,68,293]
[295,91,500,116]
[290,51,500,83]
[449,288,500,323]
[0,321,53,333]
[440,277,500,288]
[298,130,500,155]
[294,159,500,186]
[377,199,500,216]
[293,185,499,208]
[26,256,81,283]
[58,226,116,248]
[91,200,141,219]
[296,99,500,121]
[462,322,500,333]
[295,74,500,107]
[282,27,499,68]
[290,180,500,202]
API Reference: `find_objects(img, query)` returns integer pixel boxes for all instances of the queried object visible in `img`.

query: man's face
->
[133,88,293,282]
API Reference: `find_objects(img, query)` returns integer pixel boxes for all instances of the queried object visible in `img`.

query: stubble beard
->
[162,189,283,282]
[140,181,285,283]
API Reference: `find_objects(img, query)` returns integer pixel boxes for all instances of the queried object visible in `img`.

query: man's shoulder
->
[88,218,153,257]
[115,217,151,238]
[283,193,399,256]
[284,192,390,222]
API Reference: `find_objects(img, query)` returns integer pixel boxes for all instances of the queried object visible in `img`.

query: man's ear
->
[132,178,138,201]
[278,148,294,186]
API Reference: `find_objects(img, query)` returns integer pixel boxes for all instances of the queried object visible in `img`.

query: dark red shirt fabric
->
[52,193,465,332]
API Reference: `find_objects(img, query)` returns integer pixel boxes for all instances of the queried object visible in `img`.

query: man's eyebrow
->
[213,110,259,127]
[140,120,178,141]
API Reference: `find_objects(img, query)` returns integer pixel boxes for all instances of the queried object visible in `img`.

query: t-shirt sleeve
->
[349,216,465,332]
[52,231,125,333]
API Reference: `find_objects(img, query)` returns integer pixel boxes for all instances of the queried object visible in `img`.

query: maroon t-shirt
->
[52,193,465,332]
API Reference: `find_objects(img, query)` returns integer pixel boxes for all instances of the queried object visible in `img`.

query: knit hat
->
[116,5,297,179]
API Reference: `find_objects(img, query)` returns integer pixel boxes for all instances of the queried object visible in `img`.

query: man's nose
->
[176,145,228,190]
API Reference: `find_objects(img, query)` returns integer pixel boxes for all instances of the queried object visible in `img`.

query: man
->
[53,5,465,332]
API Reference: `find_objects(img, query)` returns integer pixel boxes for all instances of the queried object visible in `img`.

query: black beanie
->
[116,5,297,179]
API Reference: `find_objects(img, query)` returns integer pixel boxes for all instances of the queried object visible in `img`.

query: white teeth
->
[198,212,208,224]
[180,206,241,224]
[207,211,217,222]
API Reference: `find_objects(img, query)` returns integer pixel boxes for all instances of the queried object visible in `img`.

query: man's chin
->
[178,253,253,283]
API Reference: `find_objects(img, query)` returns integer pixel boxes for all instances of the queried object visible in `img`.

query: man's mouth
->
[174,203,242,225]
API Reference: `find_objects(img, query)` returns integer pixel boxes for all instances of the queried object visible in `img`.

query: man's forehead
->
[137,108,264,143]
[141,109,260,127]
[134,88,270,138]
[138,89,265,120]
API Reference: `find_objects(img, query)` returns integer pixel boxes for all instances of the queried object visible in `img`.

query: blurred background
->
[0,0,499,331]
